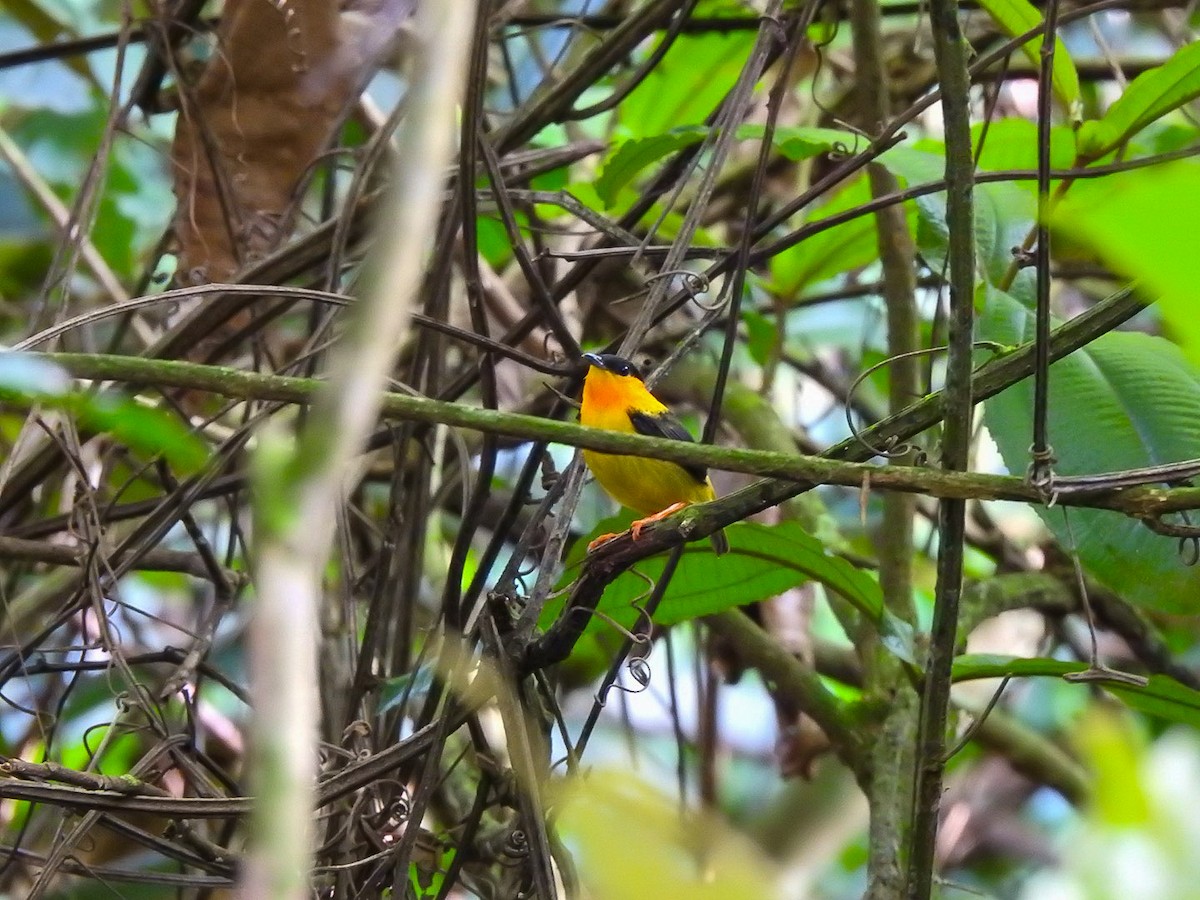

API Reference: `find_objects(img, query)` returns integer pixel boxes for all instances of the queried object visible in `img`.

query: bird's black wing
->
[627,409,708,484]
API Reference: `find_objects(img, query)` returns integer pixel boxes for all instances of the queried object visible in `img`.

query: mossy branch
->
[34,349,1200,525]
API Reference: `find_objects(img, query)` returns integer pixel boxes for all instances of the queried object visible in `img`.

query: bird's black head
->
[582,352,644,381]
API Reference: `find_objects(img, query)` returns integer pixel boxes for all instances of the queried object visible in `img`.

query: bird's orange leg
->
[587,531,623,553]
[630,502,687,540]
[586,503,690,553]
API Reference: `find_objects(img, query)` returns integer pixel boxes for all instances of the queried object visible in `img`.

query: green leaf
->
[979,286,1200,612]
[742,309,777,367]
[408,848,453,899]
[619,32,755,139]
[769,175,916,297]
[542,520,884,634]
[476,215,514,268]
[739,124,869,161]
[975,0,1081,118]
[595,125,861,209]
[953,654,1200,729]
[971,118,1077,183]
[883,143,1033,285]
[67,394,208,473]
[1050,162,1200,368]
[0,352,209,473]
[1078,41,1200,159]
[595,127,708,208]
[553,769,778,900]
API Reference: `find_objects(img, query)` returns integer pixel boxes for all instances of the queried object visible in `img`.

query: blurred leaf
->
[878,611,917,665]
[8,107,147,278]
[0,351,70,394]
[475,215,513,267]
[742,308,777,366]
[0,239,53,300]
[953,655,1200,729]
[66,393,208,473]
[1078,41,1200,159]
[553,769,778,900]
[619,32,755,139]
[5,0,97,84]
[12,107,103,181]
[378,666,435,714]
[975,0,1081,118]
[91,193,137,278]
[1020,715,1200,900]
[543,520,884,634]
[0,352,209,473]
[529,164,569,193]
[979,286,1200,612]
[133,568,190,592]
[1050,162,1200,367]
[764,125,870,161]
[1074,711,1149,826]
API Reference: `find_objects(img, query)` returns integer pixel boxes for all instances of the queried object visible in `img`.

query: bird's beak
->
[582,352,604,369]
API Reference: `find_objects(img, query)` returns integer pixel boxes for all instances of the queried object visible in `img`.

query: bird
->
[579,352,729,555]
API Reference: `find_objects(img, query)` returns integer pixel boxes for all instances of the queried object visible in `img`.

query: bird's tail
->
[710,529,729,556]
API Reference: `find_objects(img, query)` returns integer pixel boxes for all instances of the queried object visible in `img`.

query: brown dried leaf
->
[170,0,412,286]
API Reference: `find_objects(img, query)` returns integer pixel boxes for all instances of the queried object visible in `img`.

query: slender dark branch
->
[0,535,242,584]
[908,0,978,892]
[1030,0,1062,482]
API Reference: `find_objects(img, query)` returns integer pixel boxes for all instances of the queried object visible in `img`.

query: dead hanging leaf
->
[777,714,832,780]
[169,0,413,287]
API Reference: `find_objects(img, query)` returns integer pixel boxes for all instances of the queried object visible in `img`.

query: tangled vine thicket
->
[3,0,1200,897]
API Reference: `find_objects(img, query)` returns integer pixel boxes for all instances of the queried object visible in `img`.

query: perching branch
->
[33,300,1200,524]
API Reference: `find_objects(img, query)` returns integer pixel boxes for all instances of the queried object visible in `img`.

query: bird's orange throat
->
[582,368,618,409]
[582,370,637,430]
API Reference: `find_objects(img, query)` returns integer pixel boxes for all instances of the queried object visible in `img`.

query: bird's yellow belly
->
[582,448,714,515]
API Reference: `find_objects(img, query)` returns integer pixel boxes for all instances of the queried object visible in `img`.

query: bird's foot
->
[587,504,690,553]
[585,504,691,554]
[587,531,623,553]
[630,502,687,540]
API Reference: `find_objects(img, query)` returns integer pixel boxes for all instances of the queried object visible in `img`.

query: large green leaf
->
[979,286,1200,612]
[975,0,1081,118]
[1050,162,1200,368]
[542,519,885,633]
[953,654,1200,728]
[1078,41,1200,159]
[0,353,209,473]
